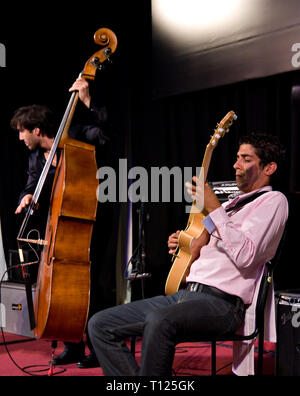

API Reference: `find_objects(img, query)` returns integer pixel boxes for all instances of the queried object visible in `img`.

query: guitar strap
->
[225,191,268,213]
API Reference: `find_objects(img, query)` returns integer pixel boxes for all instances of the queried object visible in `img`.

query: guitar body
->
[165,111,237,295]
[165,209,210,295]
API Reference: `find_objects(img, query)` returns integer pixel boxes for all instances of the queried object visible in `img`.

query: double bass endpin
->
[17,237,48,246]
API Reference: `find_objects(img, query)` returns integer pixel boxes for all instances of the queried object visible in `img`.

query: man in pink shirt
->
[88,133,288,376]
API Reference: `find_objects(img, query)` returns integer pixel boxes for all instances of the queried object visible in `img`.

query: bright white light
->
[153,0,242,31]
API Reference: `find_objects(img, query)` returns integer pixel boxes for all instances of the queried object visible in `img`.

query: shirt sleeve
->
[69,103,110,146]
[208,192,288,270]
[18,153,40,202]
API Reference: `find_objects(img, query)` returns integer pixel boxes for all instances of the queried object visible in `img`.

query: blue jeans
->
[88,288,245,376]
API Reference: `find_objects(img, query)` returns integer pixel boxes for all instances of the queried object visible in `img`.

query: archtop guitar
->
[165,111,237,295]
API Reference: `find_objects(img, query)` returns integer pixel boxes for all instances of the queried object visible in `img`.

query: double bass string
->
[17,91,78,243]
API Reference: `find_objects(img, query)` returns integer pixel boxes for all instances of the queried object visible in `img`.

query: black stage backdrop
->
[0,2,299,306]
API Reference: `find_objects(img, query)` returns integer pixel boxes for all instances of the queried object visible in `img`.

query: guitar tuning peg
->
[233,114,238,120]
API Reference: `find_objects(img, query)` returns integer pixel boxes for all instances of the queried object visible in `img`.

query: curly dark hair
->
[238,133,286,187]
[10,104,56,138]
[239,133,286,168]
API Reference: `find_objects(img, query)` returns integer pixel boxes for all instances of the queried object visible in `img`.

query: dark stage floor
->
[0,332,275,377]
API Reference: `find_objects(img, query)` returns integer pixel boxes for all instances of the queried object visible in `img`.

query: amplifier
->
[275,290,300,376]
[209,180,239,203]
[0,282,35,338]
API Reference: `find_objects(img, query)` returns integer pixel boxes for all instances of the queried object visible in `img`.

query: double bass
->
[17,28,117,342]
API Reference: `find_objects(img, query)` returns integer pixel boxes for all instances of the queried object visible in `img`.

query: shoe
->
[77,353,100,369]
[52,348,85,366]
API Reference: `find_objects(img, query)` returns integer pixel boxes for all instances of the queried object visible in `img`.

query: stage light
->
[153,0,242,30]
[152,0,300,97]
[152,0,254,47]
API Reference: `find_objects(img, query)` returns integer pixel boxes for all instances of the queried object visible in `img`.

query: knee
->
[88,309,110,339]
[88,312,102,338]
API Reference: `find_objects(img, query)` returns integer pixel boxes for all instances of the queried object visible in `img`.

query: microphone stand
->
[126,202,151,297]
[126,202,150,357]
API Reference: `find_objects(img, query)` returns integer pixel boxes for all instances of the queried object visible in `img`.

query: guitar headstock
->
[207,111,237,150]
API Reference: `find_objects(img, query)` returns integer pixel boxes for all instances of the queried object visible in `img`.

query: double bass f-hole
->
[46,224,53,266]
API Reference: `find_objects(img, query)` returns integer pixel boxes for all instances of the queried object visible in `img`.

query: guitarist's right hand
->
[168,230,181,255]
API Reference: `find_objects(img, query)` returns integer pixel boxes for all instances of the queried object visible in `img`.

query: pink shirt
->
[186,186,288,305]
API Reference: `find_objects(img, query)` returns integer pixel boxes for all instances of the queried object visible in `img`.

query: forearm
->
[190,229,210,260]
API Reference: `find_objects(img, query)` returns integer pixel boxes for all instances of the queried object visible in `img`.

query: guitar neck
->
[200,145,214,182]
[188,110,236,216]
[188,145,213,216]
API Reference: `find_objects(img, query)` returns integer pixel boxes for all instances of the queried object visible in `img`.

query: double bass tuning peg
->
[90,53,113,71]
[90,57,104,70]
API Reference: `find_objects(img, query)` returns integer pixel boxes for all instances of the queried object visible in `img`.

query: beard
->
[25,139,39,151]
[235,172,248,190]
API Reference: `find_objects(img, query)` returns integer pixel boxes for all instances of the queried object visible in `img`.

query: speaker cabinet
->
[276,290,300,376]
[1,282,35,337]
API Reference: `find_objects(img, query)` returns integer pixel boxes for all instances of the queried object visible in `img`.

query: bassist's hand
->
[69,78,91,109]
[168,230,180,255]
[15,194,33,214]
